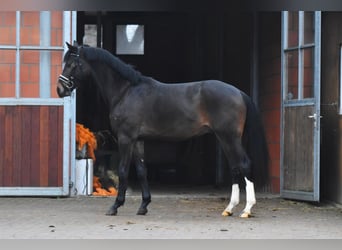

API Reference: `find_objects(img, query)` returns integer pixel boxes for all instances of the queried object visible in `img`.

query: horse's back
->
[149,79,246,119]
[154,79,243,100]
[156,79,247,129]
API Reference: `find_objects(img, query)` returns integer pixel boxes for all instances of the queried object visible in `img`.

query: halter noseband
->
[58,52,80,90]
[58,74,75,90]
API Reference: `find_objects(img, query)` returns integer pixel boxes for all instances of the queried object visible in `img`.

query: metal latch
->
[308,113,322,127]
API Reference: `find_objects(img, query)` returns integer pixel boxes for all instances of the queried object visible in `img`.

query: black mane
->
[80,46,143,85]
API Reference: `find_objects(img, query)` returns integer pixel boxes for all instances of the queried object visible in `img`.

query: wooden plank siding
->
[283,105,314,192]
[0,105,63,187]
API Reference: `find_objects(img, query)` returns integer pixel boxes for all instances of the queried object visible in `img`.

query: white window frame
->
[0,11,77,197]
[283,11,319,105]
[0,11,70,99]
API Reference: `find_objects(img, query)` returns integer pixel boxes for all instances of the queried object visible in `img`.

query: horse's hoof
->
[239,211,251,218]
[106,208,118,216]
[137,208,148,215]
[222,210,233,217]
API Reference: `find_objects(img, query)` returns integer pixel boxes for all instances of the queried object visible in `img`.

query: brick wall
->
[0,11,63,98]
[259,13,282,193]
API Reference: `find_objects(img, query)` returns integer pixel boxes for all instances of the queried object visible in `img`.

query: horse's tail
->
[241,91,270,190]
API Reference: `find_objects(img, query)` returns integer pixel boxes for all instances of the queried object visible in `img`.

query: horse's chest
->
[109,105,141,132]
[109,109,126,127]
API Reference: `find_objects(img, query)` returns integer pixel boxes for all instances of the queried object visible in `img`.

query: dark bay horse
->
[57,42,269,218]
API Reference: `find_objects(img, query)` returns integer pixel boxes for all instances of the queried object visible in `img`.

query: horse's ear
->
[66,41,79,54]
[66,42,73,49]
[73,40,79,47]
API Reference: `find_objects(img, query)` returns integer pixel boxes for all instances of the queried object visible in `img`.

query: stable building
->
[0,8,342,205]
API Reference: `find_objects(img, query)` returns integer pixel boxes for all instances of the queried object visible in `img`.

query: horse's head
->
[57,42,91,97]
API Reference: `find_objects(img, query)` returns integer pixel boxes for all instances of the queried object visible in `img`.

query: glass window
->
[0,12,16,45]
[303,47,314,98]
[0,11,65,98]
[116,24,144,55]
[304,12,315,44]
[283,11,316,101]
[287,12,299,48]
[0,49,16,97]
[83,24,102,47]
[285,50,298,100]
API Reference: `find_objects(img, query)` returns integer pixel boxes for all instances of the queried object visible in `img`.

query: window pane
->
[304,12,315,44]
[303,47,314,98]
[20,50,39,97]
[20,12,40,46]
[83,24,99,47]
[0,12,16,45]
[116,24,144,55]
[50,50,63,98]
[285,50,298,100]
[287,12,299,48]
[50,11,63,47]
[0,50,16,97]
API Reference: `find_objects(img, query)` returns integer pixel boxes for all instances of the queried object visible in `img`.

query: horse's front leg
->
[106,137,134,216]
[134,141,151,215]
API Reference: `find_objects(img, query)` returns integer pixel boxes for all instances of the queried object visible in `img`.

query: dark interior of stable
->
[75,11,253,186]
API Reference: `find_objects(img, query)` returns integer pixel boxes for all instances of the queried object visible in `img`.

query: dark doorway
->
[76,11,253,186]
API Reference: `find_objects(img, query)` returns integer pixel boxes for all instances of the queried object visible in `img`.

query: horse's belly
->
[139,122,211,141]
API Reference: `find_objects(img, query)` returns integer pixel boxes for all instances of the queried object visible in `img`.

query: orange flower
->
[92,176,118,196]
[76,123,97,160]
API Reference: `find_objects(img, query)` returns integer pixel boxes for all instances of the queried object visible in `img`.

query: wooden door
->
[0,99,73,196]
[281,11,321,201]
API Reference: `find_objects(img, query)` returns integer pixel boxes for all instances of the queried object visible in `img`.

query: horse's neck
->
[91,63,131,110]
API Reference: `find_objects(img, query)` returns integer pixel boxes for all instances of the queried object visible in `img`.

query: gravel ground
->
[0,185,341,239]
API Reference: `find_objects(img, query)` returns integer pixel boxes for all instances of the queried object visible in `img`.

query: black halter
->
[58,52,80,90]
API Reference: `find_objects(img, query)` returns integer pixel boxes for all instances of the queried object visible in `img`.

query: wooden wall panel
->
[0,107,4,184]
[0,105,64,187]
[4,107,13,186]
[30,106,40,186]
[283,105,314,192]
[20,106,32,186]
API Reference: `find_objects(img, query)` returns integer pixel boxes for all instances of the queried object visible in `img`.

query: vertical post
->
[15,11,20,98]
[40,11,51,98]
[298,11,304,100]
[64,11,78,196]
[313,11,321,201]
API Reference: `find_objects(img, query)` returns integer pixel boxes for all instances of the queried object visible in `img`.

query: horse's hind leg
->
[134,141,151,215]
[217,136,255,218]
[240,177,256,218]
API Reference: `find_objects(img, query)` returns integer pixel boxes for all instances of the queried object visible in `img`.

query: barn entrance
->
[76,11,254,187]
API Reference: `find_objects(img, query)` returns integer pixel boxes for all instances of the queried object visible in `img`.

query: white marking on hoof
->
[223,184,240,216]
[239,211,252,218]
[242,177,256,217]
[222,210,233,217]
